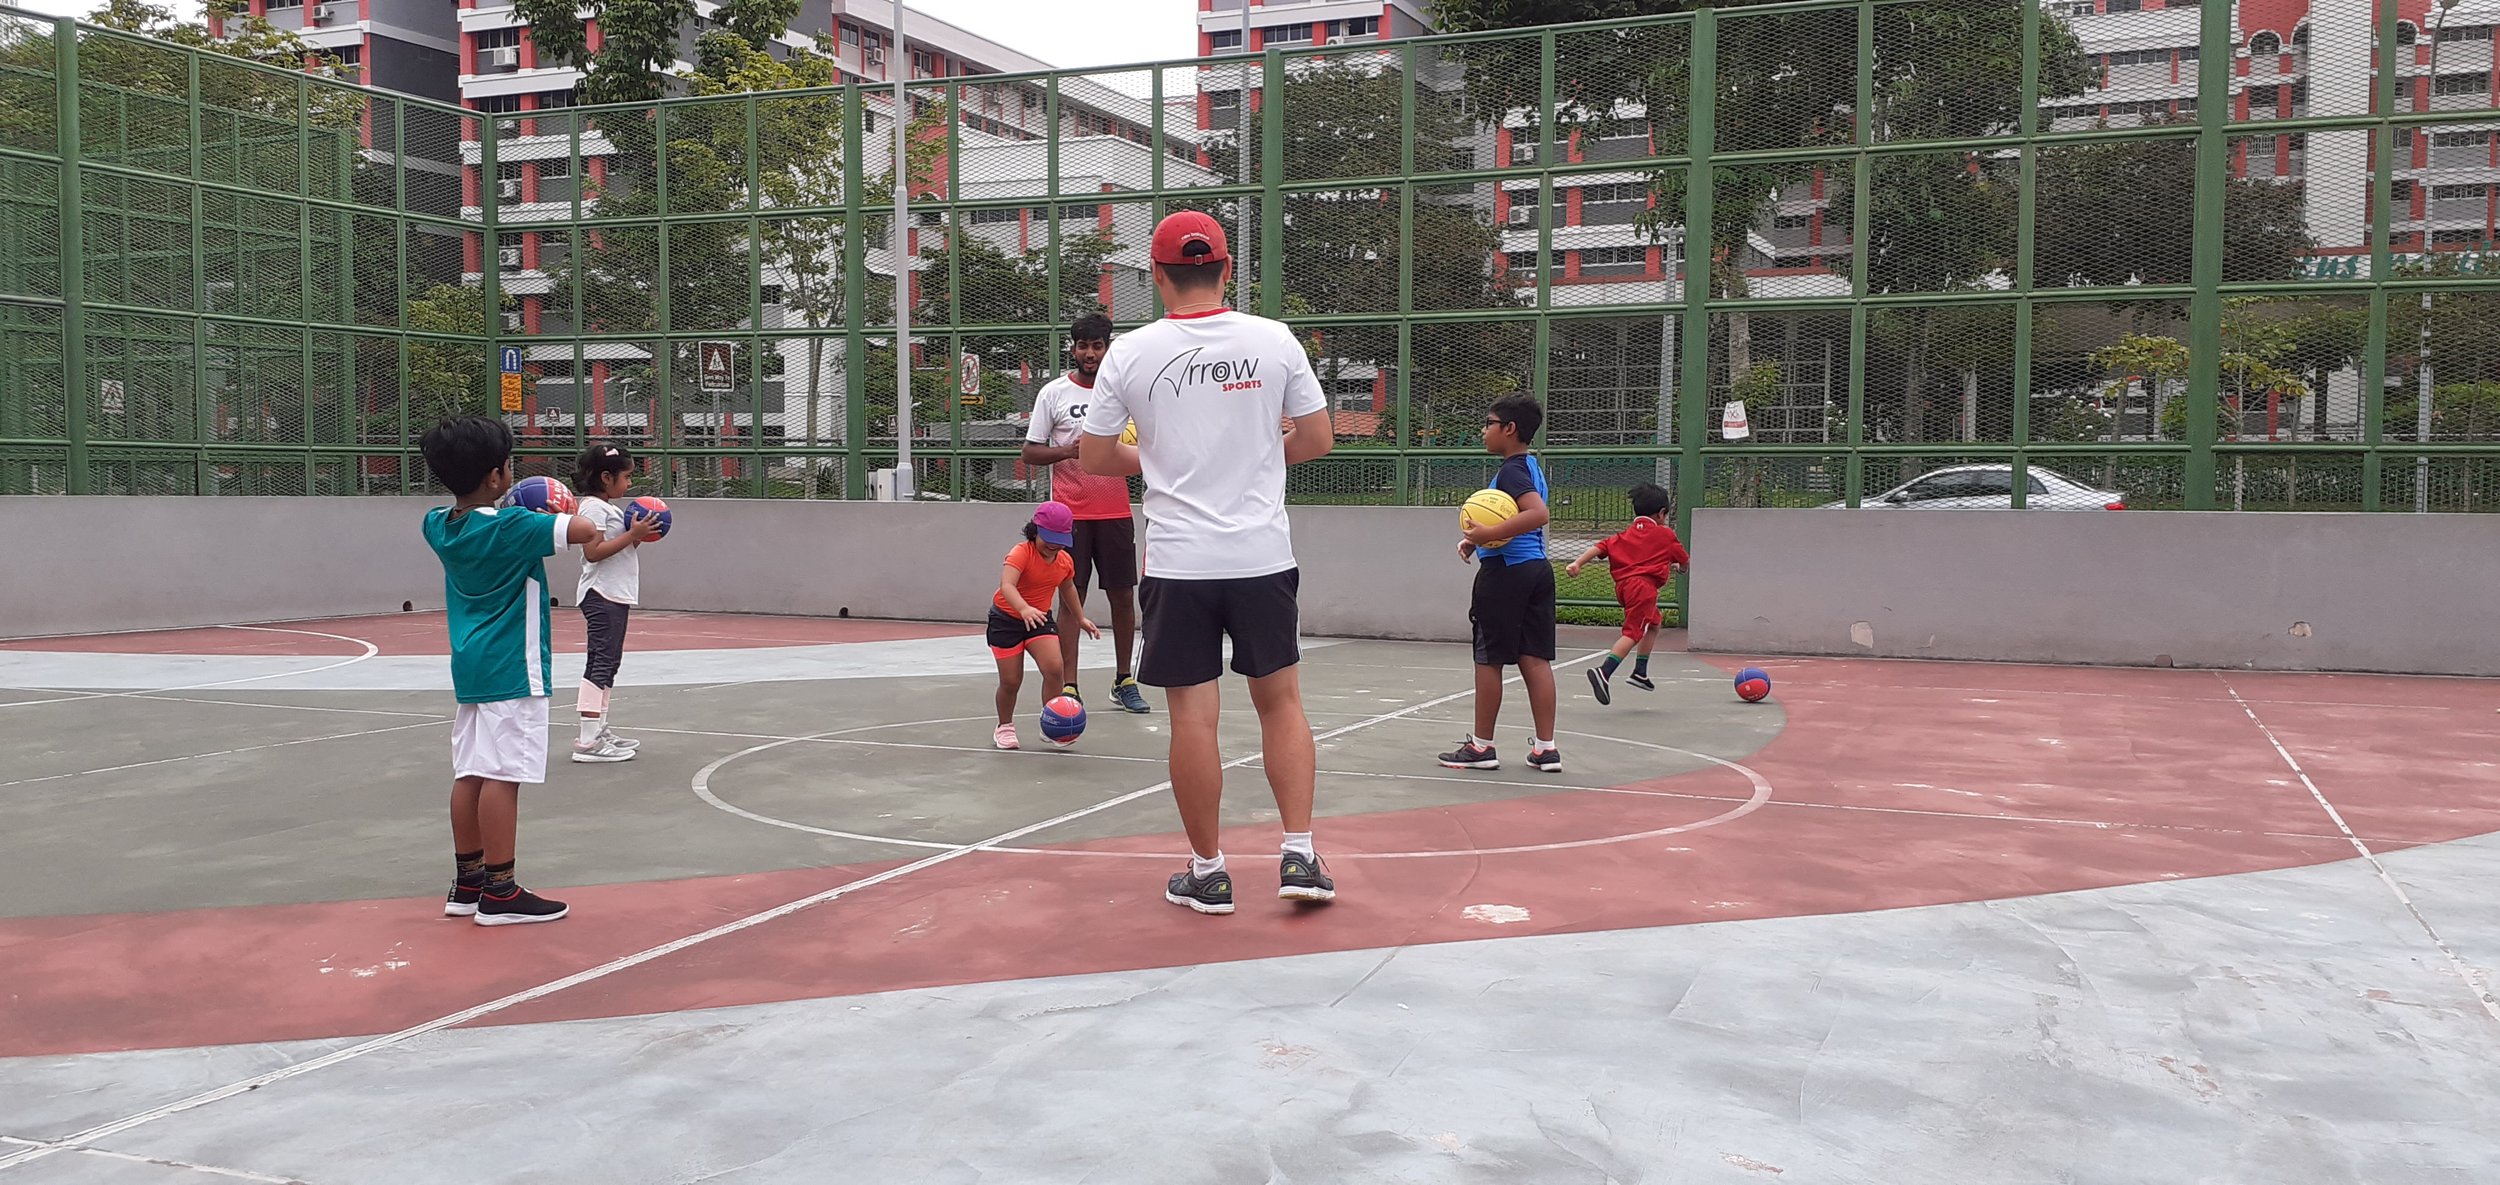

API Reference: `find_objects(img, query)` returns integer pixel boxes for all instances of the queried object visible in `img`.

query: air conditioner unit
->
[496,178,520,200]
[1507,205,1533,226]
[497,246,523,267]
[484,46,519,69]
[495,118,521,137]
[502,312,523,331]
[863,47,884,68]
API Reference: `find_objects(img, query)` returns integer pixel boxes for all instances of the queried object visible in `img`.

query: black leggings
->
[581,590,630,689]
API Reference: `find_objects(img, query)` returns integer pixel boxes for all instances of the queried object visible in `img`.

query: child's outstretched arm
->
[563,516,599,548]
[1566,538,1608,577]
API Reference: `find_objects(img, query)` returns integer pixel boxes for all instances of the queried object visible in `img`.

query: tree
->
[404,282,524,425]
[2031,126,2314,289]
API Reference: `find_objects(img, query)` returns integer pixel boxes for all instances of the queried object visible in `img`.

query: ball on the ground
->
[1460,488,1519,549]
[1734,666,1772,703]
[625,494,672,540]
[504,474,575,514]
[1040,695,1086,746]
[1119,421,1138,445]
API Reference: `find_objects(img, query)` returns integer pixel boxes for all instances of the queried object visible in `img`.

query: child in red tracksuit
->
[1566,481,1688,705]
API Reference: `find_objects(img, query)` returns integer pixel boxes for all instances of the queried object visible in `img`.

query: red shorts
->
[1616,576,1663,641]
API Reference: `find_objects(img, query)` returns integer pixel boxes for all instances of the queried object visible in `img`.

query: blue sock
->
[1633,655,1650,676]
[1601,654,1622,677]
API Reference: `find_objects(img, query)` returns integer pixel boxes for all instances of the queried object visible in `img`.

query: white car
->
[1825,464,2128,510]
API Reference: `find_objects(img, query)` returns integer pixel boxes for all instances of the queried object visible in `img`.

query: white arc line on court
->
[2221,679,2500,1027]
[0,651,1605,1173]
[696,720,1772,860]
[0,625,383,708]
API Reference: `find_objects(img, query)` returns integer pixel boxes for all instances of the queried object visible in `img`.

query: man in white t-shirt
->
[1020,312,1150,715]
[1077,210,1337,916]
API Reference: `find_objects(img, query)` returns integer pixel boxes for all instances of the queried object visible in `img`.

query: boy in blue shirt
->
[419,416,600,925]
[1442,395,1561,773]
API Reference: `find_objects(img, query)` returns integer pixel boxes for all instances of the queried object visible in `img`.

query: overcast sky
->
[8,0,1204,74]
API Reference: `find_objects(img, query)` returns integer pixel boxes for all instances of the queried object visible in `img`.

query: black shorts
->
[1471,555,1557,667]
[986,606,1058,658]
[1069,517,1139,593]
[1138,569,1301,688]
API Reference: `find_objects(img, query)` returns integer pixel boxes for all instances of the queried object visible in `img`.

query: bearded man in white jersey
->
[1077,211,1338,916]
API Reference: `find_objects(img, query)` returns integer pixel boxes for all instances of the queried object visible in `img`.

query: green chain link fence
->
[6,3,2499,623]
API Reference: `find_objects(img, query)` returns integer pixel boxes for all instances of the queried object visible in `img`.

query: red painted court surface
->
[2,611,2494,1183]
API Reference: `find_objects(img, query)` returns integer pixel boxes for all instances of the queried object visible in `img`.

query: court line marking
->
[0,719,450,790]
[0,1137,311,1184]
[0,653,1602,1173]
[0,625,382,709]
[695,719,1773,860]
[2221,678,2500,1027]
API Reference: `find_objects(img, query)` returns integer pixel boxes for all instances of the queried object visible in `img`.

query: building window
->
[2103,0,2140,11]
[1209,29,1242,51]
[2105,50,2169,67]
[2178,46,2199,61]
[968,207,1023,225]
[1264,22,1313,45]
[2432,184,2488,200]
[1772,213,1811,230]
[2436,24,2493,42]
[1510,140,1538,164]
[1579,181,1647,204]
[840,23,858,44]
[2433,229,2490,247]
[2246,85,2278,107]
[475,94,521,114]
[911,50,932,77]
[1061,203,1101,222]
[1345,15,1380,37]
[2055,1,2093,15]
[2432,130,2487,147]
[2397,21,2418,45]
[2247,31,2280,55]
[2435,72,2489,97]
[475,28,519,51]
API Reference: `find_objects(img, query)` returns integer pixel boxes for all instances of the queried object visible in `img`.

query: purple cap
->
[1033,501,1075,547]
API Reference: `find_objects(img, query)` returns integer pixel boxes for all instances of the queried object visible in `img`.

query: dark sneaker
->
[443,882,482,918]
[1112,677,1152,715]
[1060,684,1082,704]
[1586,667,1613,705]
[1627,672,1656,692]
[474,885,569,926]
[1278,852,1336,903]
[1164,867,1234,915]
[1438,740,1500,771]
[1526,746,1564,773]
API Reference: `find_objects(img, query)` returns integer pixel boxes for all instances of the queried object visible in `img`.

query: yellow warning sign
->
[500,372,524,412]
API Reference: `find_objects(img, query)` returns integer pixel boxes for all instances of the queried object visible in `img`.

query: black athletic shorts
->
[1069,517,1139,593]
[1138,569,1300,688]
[986,606,1058,658]
[1471,555,1557,667]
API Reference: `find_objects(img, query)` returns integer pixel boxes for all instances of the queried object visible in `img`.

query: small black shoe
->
[1627,672,1656,692]
[474,884,569,926]
[1278,851,1336,903]
[443,882,483,918]
[1526,746,1563,773]
[1438,740,1499,770]
[1586,667,1613,705]
[1165,867,1235,915]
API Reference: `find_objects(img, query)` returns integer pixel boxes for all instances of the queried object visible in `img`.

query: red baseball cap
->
[1150,210,1230,266]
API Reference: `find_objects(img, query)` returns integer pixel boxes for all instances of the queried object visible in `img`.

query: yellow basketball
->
[1119,421,1138,445]
[1460,488,1518,548]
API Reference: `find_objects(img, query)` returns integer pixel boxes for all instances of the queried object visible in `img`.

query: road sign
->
[99,379,124,416]
[500,372,523,413]
[699,341,734,393]
[499,346,522,374]
[960,352,981,396]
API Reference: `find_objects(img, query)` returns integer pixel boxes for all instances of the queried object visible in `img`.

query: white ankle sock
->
[1470,734,1491,748]
[1533,737,1555,752]
[1191,852,1225,878]
[1281,832,1314,858]
[578,716,602,746]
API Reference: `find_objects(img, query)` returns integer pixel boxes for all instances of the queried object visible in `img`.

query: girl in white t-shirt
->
[571,444,660,763]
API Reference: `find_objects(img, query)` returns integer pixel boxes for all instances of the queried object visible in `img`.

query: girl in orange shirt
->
[991,502,1099,749]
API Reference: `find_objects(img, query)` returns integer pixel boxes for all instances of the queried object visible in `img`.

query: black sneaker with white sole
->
[443,882,482,917]
[1438,739,1499,770]
[1165,867,1235,915]
[473,885,569,926]
[1627,672,1656,692]
[1526,746,1563,773]
[1278,852,1336,903]
[1586,667,1613,705]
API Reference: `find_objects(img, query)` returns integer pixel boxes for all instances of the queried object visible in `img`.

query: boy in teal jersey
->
[419,416,601,926]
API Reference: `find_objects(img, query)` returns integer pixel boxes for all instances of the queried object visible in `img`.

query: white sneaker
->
[598,728,640,751]
[571,736,636,763]
[994,724,1020,750]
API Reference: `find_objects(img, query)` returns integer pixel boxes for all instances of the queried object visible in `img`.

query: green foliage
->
[2030,129,2314,288]
[2387,381,2500,442]
[405,283,523,424]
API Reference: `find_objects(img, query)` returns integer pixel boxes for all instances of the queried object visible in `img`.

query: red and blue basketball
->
[1734,666,1772,703]
[1039,695,1086,747]
[625,494,672,540]
[504,474,575,514]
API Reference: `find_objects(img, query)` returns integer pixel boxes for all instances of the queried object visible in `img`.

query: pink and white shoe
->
[994,724,1020,750]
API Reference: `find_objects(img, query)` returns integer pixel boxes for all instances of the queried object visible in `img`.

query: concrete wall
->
[1,498,1476,644]
[1686,508,2495,676]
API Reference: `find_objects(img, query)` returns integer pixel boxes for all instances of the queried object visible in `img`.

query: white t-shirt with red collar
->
[1023,373,1134,522]
[1080,308,1327,581]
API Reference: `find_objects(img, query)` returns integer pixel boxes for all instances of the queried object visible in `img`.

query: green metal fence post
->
[1149,66,1166,322]
[746,93,766,497]
[2010,0,2039,508]
[1260,47,1283,319]
[1533,29,1555,421]
[945,79,963,497]
[297,74,316,490]
[2363,4,2398,510]
[2183,0,2232,509]
[650,102,672,472]
[841,85,868,498]
[190,50,210,494]
[479,105,503,453]
[54,20,88,494]
[1395,39,1417,501]
[1674,11,1716,561]
[1846,0,1873,508]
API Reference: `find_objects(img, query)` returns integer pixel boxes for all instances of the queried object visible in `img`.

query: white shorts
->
[452,697,551,784]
